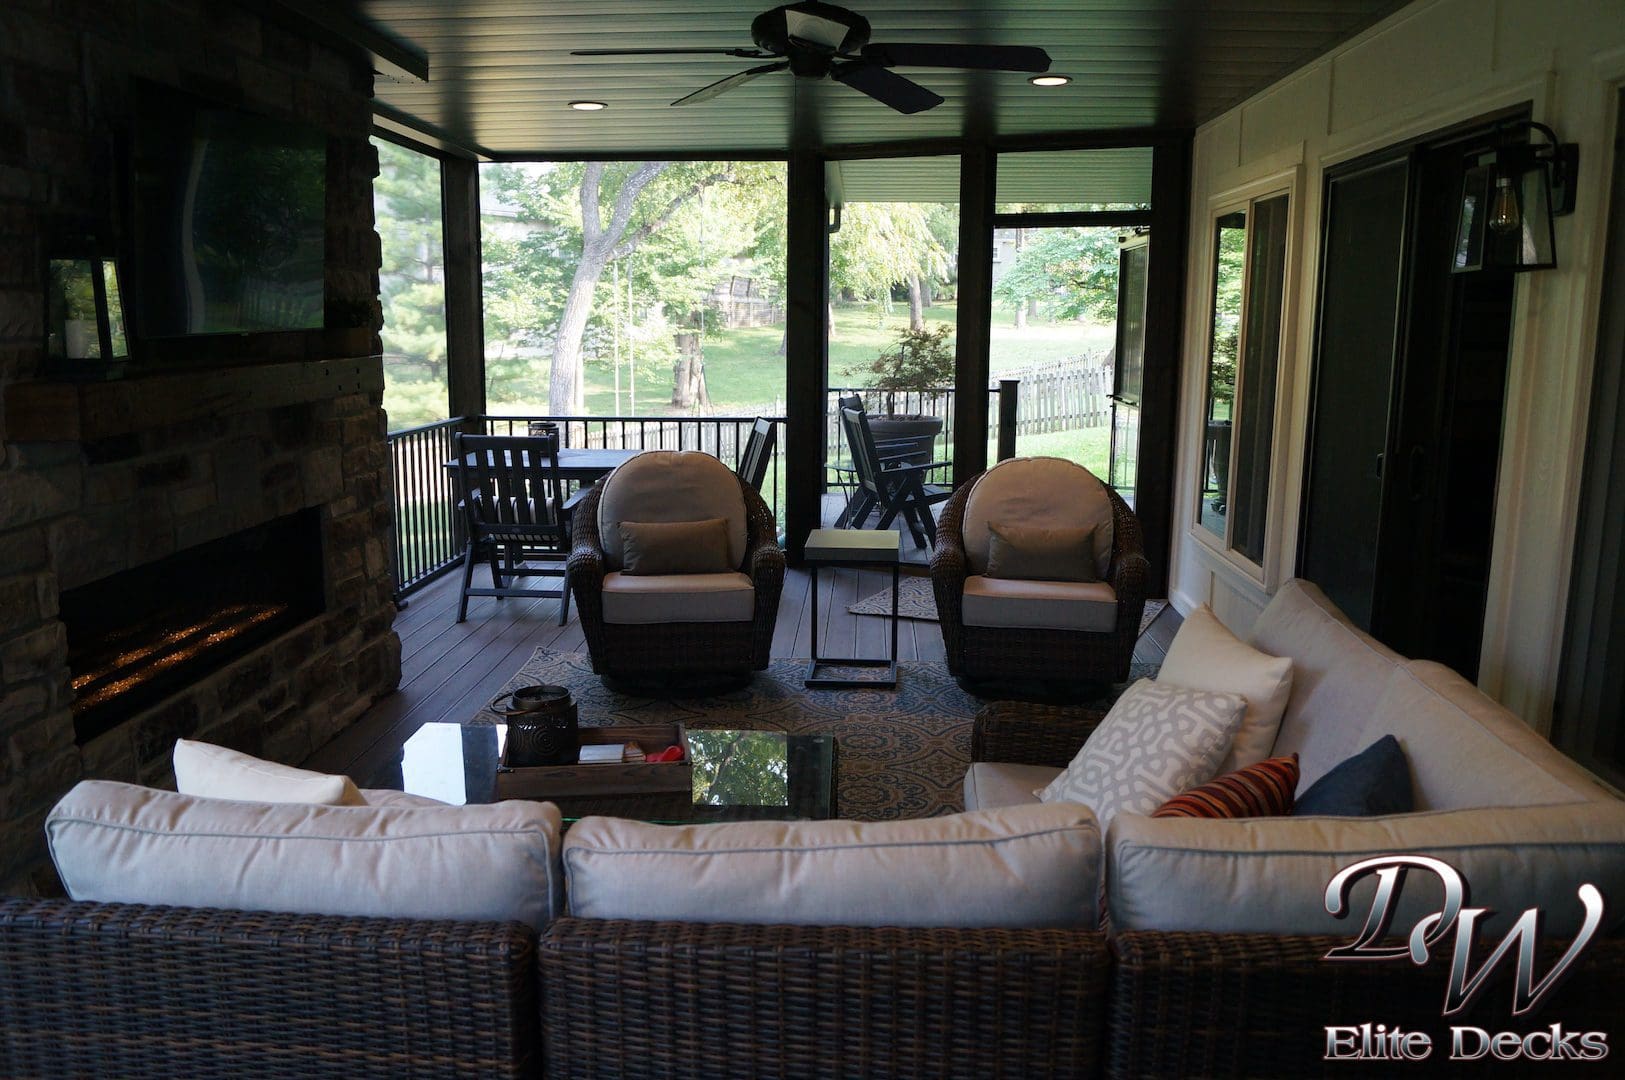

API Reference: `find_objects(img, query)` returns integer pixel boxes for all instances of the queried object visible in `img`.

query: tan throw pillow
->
[1157,604,1294,773]
[172,738,365,806]
[619,518,734,575]
[985,522,1100,582]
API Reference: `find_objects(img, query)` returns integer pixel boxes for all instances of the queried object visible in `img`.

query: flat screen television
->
[129,83,327,339]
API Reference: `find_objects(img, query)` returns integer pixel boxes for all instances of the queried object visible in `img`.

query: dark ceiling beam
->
[372,109,489,161]
[257,0,430,84]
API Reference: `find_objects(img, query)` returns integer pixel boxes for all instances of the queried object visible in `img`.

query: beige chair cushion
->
[47,780,564,930]
[600,571,755,624]
[962,457,1114,579]
[597,451,747,572]
[1247,579,1405,787]
[563,803,1103,928]
[1107,800,1625,937]
[962,576,1117,632]
[963,762,1061,811]
[172,738,365,806]
[1373,661,1605,811]
[1157,605,1294,773]
[619,517,733,575]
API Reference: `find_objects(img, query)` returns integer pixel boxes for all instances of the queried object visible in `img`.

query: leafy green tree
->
[373,138,449,427]
[481,160,785,414]
[992,227,1122,328]
[828,202,949,335]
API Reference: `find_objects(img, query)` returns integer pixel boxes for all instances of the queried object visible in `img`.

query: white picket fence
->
[999,355,1114,433]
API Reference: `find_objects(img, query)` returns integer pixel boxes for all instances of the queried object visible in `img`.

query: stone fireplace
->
[61,506,326,746]
[0,1,400,892]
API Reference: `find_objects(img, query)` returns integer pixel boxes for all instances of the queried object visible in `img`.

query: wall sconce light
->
[1452,121,1577,274]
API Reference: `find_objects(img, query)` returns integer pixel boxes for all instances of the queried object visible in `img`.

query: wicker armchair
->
[569,453,784,686]
[932,460,1148,686]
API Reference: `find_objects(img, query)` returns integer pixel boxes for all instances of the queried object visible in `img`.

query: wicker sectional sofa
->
[5,580,1625,1078]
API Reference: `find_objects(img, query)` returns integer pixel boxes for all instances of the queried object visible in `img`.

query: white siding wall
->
[1171,0,1625,733]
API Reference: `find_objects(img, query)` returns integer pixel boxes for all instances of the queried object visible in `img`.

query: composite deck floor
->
[311,514,1180,783]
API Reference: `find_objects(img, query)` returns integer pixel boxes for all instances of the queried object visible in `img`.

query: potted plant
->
[848,325,955,463]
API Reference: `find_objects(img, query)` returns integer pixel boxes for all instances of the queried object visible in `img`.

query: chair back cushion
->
[47,780,564,930]
[962,458,1114,578]
[1370,661,1607,811]
[1107,799,1625,937]
[563,803,1102,928]
[1247,579,1405,787]
[598,451,748,572]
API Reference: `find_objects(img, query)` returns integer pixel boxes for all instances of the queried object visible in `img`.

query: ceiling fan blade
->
[571,48,769,58]
[671,62,789,107]
[831,61,943,114]
[860,43,1051,73]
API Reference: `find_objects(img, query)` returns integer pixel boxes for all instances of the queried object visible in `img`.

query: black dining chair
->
[737,417,777,492]
[830,394,928,528]
[838,405,951,547]
[453,431,572,624]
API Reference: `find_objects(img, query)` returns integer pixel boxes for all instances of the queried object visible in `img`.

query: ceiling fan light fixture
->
[568,100,608,111]
[1028,74,1071,87]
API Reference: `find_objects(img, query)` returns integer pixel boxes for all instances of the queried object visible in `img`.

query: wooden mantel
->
[4,356,385,443]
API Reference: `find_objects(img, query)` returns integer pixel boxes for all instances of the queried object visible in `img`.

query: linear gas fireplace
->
[61,509,327,745]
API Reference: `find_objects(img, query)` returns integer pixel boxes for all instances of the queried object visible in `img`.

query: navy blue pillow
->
[1292,734,1413,817]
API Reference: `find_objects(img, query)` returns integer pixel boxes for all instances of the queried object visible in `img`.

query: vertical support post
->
[997,378,1019,462]
[954,147,996,487]
[1138,138,1193,598]
[784,151,829,563]
[442,156,486,429]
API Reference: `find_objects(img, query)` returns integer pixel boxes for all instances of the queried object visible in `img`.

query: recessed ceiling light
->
[568,100,608,111]
[1028,75,1072,87]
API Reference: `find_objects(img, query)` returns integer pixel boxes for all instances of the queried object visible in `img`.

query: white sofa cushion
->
[1037,679,1246,828]
[600,570,755,624]
[961,457,1114,579]
[597,451,747,572]
[1107,800,1625,937]
[1157,605,1293,773]
[47,780,564,930]
[961,576,1117,632]
[563,803,1103,928]
[1373,661,1604,811]
[172,738,365,806]
[963,761,1061,811]
[1247,579,1405,787]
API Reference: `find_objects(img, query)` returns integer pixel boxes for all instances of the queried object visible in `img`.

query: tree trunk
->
[907,275,925,330]
[671,330,701,407]
[827,301,836,342]
[549,258,603,414]
[920,278,934,307]
[1015,303,1028,330]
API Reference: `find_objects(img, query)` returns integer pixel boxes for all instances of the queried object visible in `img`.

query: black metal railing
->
[388,414,787,600]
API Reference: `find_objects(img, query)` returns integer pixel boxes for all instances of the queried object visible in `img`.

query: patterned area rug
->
[849,578,1169,637]
[472,651,1157,821]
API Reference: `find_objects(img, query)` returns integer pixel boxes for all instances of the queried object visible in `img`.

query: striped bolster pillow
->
[1152,753,1300,819]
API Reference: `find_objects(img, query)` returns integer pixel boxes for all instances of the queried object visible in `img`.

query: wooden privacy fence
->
[1000,356,1113,435]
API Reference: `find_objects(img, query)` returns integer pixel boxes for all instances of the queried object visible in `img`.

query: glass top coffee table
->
[393,723,839,823]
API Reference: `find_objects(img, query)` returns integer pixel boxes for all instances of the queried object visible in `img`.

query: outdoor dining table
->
[442,446,641,484]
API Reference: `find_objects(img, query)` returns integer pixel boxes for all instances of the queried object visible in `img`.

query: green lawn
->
[388,300,1114,429]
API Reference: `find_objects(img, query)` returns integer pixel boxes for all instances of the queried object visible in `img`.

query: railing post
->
[997,379,1020,462]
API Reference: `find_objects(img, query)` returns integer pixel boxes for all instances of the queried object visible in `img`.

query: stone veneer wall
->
[0,1,398,892]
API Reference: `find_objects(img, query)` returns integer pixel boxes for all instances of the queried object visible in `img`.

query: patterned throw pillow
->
[1152,754,1300,819]
[1036,679,1247,828]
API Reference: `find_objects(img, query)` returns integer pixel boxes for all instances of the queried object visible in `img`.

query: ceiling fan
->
[570,1,1051,115]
